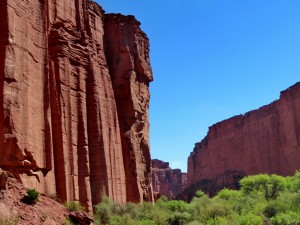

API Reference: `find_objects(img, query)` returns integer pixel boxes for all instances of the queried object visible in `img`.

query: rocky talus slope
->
[0,169,93,225]
[0,0,153,210]
[186,82,300,200]
[152,159,187,199]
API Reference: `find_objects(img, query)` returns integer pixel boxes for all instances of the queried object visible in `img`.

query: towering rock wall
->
[188,82,300,193]
[152,159,187,199]
[104,14,153,202]
[0,0,153,210]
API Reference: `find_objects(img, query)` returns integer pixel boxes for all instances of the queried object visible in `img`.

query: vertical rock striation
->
[152,159,187,199]
[187,82,300,197]
[104,14,154,202]
[0,0,153,210]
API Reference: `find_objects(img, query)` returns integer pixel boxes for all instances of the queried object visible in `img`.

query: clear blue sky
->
[96,0,300,172]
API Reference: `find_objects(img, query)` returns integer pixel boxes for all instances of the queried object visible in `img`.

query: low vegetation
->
[61,218,76,225]
[64,201,85,212]
[0,217,19,225]
[94,171,300,225]
[22,188,40,205]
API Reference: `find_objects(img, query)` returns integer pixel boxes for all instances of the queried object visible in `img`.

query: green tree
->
[164,200,189,213]
[286,171,300,192]
[240,174,286,200]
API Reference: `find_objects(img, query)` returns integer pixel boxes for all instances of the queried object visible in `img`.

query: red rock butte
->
[0,0,153,211]
[151,159,187,199]
[187,82,300,198]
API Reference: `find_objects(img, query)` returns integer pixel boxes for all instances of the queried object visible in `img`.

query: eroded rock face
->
[152,159,187,199]
[105,14,153,202]
[187,82,300,194]
[177,170,245,202]
[0,0,153,209]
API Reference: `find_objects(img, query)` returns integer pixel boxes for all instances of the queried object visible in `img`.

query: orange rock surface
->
[0,0,153,210]
[188,82,300,193]
[0,169,93,225]
[105,14,153,202]
[152,159,187,199]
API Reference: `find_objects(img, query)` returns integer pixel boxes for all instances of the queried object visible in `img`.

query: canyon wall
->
[0,0,153,210]
[152,159,187,199]
[104,14,153,202]
[187,82,300,197]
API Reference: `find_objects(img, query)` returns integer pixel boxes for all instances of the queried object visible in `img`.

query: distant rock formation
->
[187,82,300,199]
[152,159,187,199]
[0,0,153,210]
[177,170,245,202]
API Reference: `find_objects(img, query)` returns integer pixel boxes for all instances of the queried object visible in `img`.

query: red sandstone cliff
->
[0,0,153,210]
[105,14,153,202]
[187,82,300,198]
[152,159,187,199]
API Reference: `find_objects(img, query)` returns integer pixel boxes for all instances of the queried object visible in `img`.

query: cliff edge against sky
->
[186,82,300,199]
[0,0,153,210]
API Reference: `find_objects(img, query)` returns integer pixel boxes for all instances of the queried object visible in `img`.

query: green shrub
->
[164,200,189,212]
[167,212,191,225]
[109,214,137,225]
[123,202,141,219]
[187,221,204,225]
[239,213,263,225]
[91,173,300,225]
[264,204,278,218]
[270,211,300,225]
[0,217,19,225]
[23,188,40,205]
[203,200,232,220]
[263,199,289,218]
[286,171,300,192]
[94,196,119,225]
[195,190,206,198]
[205,216,228,225]
[217,189,241,201]
[137,220,156,225]
[157,195,168,202]
[190,193,211,219]
[232,194,266,216]
[147,208,169,225]
[64,201,84,212]
[96,204,112,224]
[107,215,122,225]
[61,218,75,225]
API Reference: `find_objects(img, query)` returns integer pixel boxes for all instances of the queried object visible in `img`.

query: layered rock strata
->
[188,82,300,195]
[105,14,153,202]
[0,0,153,210]
[177,170,245,202]
[152,159,187,199]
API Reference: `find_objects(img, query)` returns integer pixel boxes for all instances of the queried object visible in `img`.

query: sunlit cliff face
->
[0,0,153,211]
